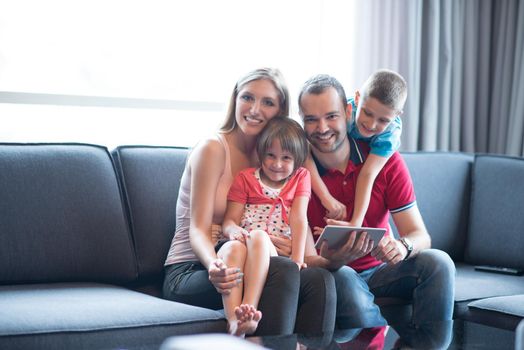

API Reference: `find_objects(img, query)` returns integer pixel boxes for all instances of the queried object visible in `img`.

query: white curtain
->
[351,0,524,156]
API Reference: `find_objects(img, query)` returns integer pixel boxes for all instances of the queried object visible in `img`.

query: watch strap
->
[400,237,413,260]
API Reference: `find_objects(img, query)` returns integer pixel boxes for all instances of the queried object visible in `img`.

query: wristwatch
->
[399,237,413,260]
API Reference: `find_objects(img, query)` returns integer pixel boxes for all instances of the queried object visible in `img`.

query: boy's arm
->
[289,195,309,268]
[304,155,347,220]
[222,200,249,242]
[351,153,389,226]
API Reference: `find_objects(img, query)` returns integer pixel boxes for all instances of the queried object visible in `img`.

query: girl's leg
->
[234,229,273,336]
[217,240,247,334]
[242,229,273,307]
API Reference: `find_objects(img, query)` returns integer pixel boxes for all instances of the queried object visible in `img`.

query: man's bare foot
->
[231,304,262,337]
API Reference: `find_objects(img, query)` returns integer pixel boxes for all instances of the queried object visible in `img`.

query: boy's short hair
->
[256,117,309,172]
[360,69,407,113]
[298,74,347,111]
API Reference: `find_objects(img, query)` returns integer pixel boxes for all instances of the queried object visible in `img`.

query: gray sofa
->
[1,144,523,349]
[0,144,226,350]
[390,152,524,330]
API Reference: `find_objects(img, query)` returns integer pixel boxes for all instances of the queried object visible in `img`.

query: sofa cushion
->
[468,295,524,318]
[465,155,524,267]
[397,152,473,260]
[455,263,524,301]
[0,144,136,284]
[112,146,188,280]
[0,282,225,336]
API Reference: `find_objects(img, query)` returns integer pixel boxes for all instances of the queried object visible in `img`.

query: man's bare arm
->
[371,205,430,264]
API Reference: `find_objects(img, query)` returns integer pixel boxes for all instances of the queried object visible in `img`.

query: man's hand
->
[318,230,374,269]
[208,259,243,294]
[312,226,324,236]
[371,235,407,265]
[269,235,292,257]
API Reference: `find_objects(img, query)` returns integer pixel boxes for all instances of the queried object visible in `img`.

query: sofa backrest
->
[0,144,136,284]
[112,146,188,284]
[399,152,473,260]
[465,154,524,268]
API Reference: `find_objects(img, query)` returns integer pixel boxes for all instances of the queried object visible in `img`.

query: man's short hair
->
[360,69,407,113]
[298,74,347,111]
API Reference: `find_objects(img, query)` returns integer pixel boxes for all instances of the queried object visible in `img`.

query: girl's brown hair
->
[256,117,309,173]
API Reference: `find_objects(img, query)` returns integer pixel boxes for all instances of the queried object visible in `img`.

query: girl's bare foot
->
[228,319,240,336]
[231,304,262,337]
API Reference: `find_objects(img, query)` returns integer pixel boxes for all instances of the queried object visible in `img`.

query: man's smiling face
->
[300,87,351,154]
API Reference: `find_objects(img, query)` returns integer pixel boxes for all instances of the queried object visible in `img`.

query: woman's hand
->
[269,235,292,257]
[226,226,250,243]
[208,258,243,294]
[295,261,308,270]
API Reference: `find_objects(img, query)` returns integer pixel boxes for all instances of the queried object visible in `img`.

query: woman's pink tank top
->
[165,134,233,265]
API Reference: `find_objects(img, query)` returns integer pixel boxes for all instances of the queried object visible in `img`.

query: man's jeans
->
[332,249,455,328]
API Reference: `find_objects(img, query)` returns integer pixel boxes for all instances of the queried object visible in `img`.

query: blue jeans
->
[332,249,455,328]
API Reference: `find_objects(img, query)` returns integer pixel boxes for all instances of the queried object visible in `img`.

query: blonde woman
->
[163,68,335,335]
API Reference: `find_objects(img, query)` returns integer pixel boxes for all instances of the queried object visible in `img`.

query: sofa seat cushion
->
[0,282,225,336]
[468,295,524,318]
[455,263,524,301]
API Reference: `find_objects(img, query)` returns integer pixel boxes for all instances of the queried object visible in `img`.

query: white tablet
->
[314,225,387,249]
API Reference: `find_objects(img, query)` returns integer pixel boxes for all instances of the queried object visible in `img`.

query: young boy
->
[306,69,407,226]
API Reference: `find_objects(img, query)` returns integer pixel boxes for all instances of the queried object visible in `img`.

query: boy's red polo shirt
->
[307,136,416,272]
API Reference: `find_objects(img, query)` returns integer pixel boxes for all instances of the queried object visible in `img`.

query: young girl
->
[306,69,407,227]
[221,117,310,336]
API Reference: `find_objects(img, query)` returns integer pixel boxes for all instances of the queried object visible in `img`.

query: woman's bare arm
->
[223,200,249,242]
[188,138,226,269]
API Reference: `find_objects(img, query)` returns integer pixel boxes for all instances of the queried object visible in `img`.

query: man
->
[298,74,455,328]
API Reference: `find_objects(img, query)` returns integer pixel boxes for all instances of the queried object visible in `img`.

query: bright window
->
[0,0,356,148]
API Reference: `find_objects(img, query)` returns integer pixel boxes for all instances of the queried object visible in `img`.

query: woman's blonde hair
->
[220,68,290,133]
[256,117,309,173]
